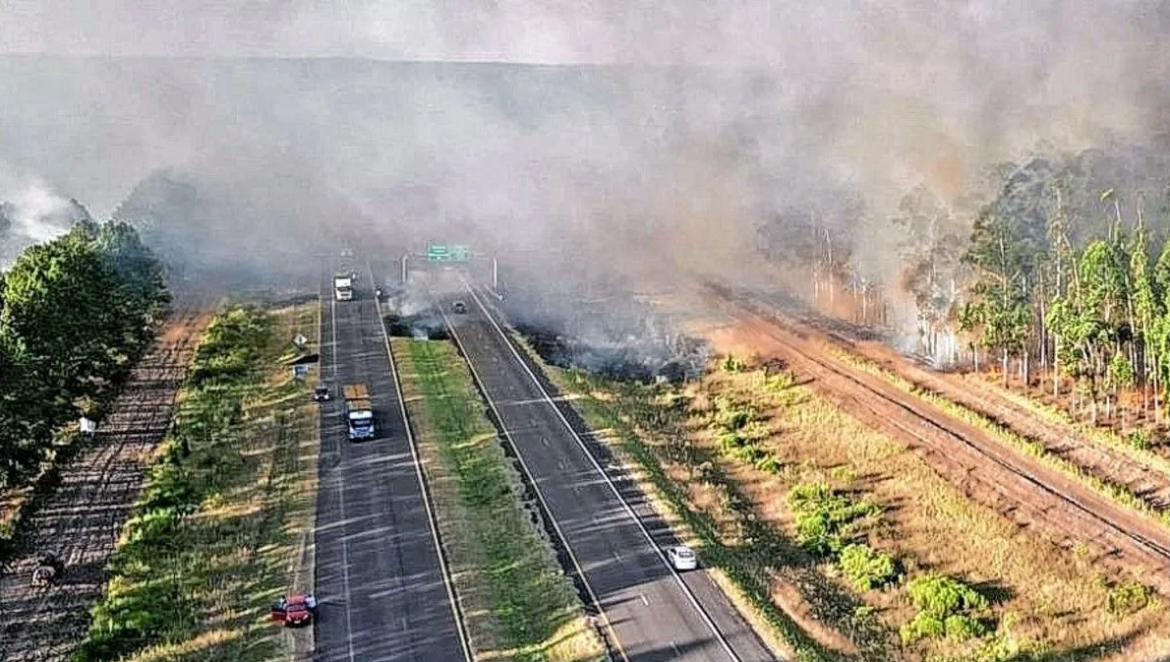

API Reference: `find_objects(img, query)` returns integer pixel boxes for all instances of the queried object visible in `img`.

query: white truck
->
[342,384,375,441]
[333,274,354,301]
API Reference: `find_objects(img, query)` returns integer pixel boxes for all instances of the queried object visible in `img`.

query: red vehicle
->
[270,593,317,627]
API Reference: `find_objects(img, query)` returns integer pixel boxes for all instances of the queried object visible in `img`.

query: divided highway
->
[442,284,778,662]
[313,263,469,662]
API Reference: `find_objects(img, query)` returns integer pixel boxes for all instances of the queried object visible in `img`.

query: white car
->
[666,545,698,571]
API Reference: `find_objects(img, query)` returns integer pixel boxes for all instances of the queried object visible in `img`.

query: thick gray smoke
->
[2,1,1169,361]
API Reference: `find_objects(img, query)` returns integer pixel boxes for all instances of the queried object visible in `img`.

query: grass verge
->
[72,303,320,662]
[508,334,848,662]
[393,337,606,662]
[511,328,1168,662]
[826,347,1170,528]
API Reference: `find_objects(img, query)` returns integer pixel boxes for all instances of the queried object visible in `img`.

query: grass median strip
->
[73,303,319,662]
[393,337,606,662]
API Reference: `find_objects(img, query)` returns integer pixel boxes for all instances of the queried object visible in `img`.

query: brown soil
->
[0,305,213,662]
[687,288,1170,599]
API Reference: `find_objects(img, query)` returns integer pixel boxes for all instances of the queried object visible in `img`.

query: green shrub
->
[838,543,899,591]
[1107,580,1153,616]
[716,407,752,431]
[722,355,747,373]
[1127,429,1150,450]
[763,370,795,393]
[787,483,882,557]
[908,574,989,617]
[901,612,945,643]
[902,574,993,643]
[943,614,987,641]
[755,455,783,474]
[794,510,845,556]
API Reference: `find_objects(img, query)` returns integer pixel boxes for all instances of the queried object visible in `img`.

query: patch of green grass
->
[73,304,318,662]
[399,339,604,662]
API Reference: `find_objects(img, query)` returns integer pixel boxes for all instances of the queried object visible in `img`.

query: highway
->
[441,284,777,662]
[313,262,469,662]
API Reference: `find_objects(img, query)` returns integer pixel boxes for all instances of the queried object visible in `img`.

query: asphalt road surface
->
[443,286,777,662]
[313,264,467,662]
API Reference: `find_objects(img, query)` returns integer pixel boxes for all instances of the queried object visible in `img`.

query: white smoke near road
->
[0,175,89,270]
[1,1,1169,368]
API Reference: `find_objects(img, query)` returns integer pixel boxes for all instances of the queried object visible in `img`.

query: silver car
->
[666,545,697,571]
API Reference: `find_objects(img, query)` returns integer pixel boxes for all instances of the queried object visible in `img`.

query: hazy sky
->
[2,0,1170,293]
[5,1,1163,66]
[0,1,800,64]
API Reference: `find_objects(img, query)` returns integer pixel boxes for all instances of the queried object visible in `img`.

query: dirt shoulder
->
[0,306,213,662]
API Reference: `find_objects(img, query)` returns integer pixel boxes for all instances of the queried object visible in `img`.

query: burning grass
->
[519,332,1169,662]
[392,337,605,662]
[72,303,320,662]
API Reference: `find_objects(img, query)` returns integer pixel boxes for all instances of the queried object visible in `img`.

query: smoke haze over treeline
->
[2,1,1169,306]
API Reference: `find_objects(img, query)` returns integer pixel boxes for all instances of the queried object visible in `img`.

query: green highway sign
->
[426,243,471,262]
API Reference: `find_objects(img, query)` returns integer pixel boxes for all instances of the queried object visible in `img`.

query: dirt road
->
[696,284,1170,597]
[0,306,211,662]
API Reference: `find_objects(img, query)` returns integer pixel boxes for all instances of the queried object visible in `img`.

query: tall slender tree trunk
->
[1053,334,1061,397]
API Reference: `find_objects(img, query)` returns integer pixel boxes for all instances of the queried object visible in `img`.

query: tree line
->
[0,218,170,489]
[758,136,1170,429]
[960,171,1170,427]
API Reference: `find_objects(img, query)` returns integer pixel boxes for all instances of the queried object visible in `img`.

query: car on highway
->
[340,248,354,257]
[666,545,697,571]
[271,593,317,628]
[452,301,467,314]
[312,384,330,402]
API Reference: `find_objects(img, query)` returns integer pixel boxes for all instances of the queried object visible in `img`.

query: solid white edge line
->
[370,261,475,662]
[325,262,358,662]
[437,294,632,662]
[464,282,746,662]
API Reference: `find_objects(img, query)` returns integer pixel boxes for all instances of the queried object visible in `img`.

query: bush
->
[1107,580,1153,616]
[794,510,846,556]
[943,614,987,641]
[908,575,989,617]
[1127,429,1150,450]
[901,612,946,643]
[902,574,992,643]
[787,482,882,557]
[755,454,783,474]
[716,406,752,431]
[838,543,899,591]
[722,355,747,373]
